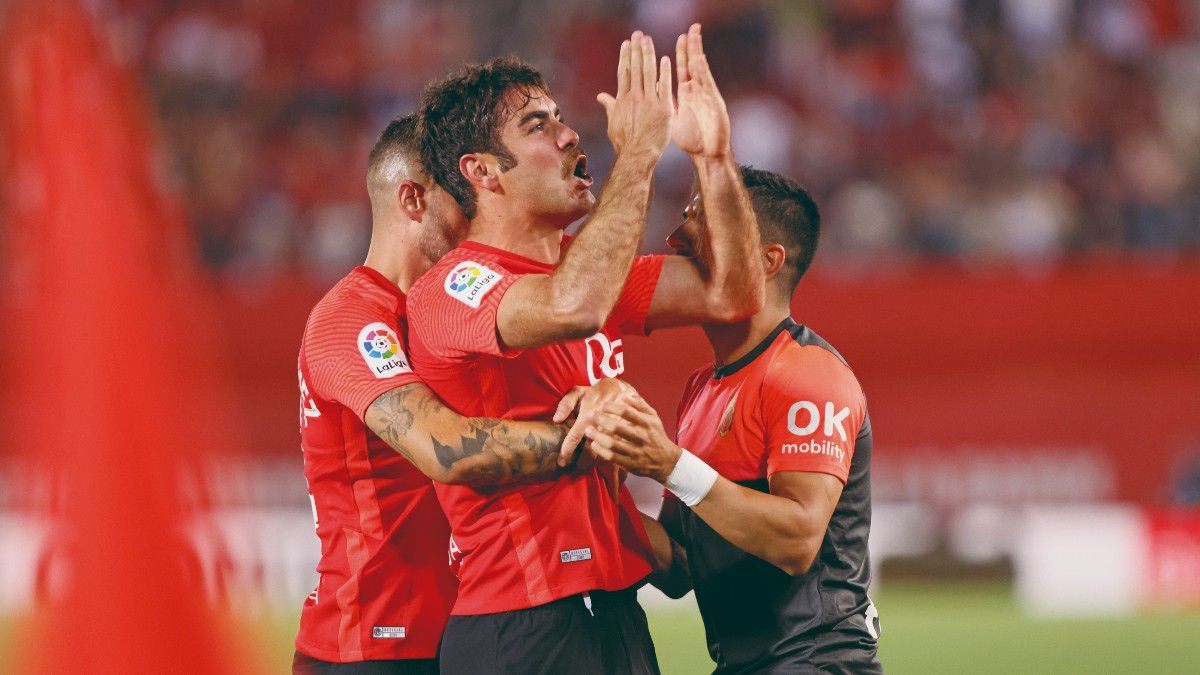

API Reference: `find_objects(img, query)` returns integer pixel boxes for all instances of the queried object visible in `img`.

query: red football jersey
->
[676,318,867,483]
[406,239,665,615]
[296,266,457,662]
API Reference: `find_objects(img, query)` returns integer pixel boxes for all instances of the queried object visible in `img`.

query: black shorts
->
[438,587,659,675]
[292,650,437,675]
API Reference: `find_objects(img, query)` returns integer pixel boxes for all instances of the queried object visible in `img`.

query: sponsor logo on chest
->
[584,332,624,384]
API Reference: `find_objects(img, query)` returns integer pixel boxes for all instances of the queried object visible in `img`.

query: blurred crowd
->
[57,0,1200,283]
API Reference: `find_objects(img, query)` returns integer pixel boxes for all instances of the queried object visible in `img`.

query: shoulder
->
[762,329,865,404]
[304,275,392,343]
[409,247,517,311]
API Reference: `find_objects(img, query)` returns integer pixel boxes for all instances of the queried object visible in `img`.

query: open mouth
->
[570,154,592,184]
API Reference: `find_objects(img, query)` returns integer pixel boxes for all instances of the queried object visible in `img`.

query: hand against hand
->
[585,391,682,484]
[670,23,732,160]
[597,31,674,158]
[552,377,634,466]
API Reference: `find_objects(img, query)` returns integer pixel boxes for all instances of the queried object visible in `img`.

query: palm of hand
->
[672,82,729,157]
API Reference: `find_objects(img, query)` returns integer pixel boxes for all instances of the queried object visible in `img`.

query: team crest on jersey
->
[717,392,738,437]
[358,322,412,379]
[443,260,502,308]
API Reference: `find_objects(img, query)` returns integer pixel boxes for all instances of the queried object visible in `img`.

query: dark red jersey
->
[677,319,865,484]
[406,239,665,615]
[674,318,880,672]
[296,266,457,662]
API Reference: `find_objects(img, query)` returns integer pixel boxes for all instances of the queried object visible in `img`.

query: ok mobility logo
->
[781,400,850,461]
[444,261,502,308]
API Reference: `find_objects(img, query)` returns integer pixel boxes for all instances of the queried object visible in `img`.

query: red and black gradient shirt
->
[406,239,665,615]
[296,266,457,662]
[673,317,880,672]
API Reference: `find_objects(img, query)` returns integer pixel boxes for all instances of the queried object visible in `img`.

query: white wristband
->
[664,448,719,507]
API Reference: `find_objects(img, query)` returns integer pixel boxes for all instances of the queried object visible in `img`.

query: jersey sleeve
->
[407,257,522,359]
[609,254,666,336]
[761,345,866,484]
[302,301,421,420]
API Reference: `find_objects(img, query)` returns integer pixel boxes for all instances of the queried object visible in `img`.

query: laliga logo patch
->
[444,260,502,308]
[358,322,412,379]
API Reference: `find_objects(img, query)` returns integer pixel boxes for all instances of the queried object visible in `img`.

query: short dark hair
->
[419,57,548,219]
[740,166,820,289]
[367,113,421,189]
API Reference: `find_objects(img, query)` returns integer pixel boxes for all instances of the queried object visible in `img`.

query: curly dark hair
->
[419,57,549,219]
[740,166,821,289]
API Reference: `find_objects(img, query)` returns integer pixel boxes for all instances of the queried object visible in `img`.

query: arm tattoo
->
[371,385,569,486]
[369,387,418,465]
[432,427,488,469]
[438,421,567,486]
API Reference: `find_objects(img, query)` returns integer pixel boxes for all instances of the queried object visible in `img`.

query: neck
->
[702,304,791,368]
[466,200,564,264]
[362,216,430,293]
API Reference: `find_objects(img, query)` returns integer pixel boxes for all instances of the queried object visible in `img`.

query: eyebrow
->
[518,107,561,128]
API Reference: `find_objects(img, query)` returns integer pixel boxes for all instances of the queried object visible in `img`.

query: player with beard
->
[584,167,882,674]
[294,114,626,675]
[406,25,764,675]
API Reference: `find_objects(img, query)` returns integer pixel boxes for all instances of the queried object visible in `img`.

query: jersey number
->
[298,369,321,427]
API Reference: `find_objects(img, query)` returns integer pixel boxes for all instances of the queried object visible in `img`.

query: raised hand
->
[597,31,674,158]
[671,23,732,160]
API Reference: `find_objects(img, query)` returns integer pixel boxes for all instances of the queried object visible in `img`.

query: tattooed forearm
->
[437,422,567,487]
[367,384,570,487]
[369,387,418,464]
[432,428,488,469]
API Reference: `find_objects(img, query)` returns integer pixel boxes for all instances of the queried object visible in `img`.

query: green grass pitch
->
[4,581,1199,673]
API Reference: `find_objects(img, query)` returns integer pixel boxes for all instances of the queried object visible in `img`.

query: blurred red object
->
[1,0,255,672]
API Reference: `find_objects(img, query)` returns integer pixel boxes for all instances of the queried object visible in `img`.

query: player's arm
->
[690,471,841,575]
[496,32,673,350]
[586,391,846,576]
[645,24,764,331]
[645,497,693,598]
[365,382,568,487]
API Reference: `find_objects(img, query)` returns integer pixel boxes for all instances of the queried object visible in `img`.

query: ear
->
[397,180,425,221]
[460,153,501,193]
[763,243,788,281]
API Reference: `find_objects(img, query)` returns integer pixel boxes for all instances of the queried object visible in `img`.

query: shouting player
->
[407,25,764,675]
[586,168,882,673]
[294,114,622,675]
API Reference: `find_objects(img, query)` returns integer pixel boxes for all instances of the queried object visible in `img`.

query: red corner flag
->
[1,1,257,672]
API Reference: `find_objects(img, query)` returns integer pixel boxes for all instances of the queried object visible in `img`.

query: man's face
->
[492,89,595,227]
[417,181,469,263]
[666,191,711,266]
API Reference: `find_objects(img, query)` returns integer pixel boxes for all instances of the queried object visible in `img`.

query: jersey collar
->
[712,317,798,380]
[459,239,558,273]
[354,265,406,303]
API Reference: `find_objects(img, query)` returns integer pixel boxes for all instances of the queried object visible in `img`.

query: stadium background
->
[1,0,1198,673]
